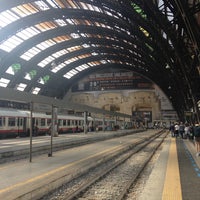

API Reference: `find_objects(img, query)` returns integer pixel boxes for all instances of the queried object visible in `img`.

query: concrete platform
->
[0,131,199,200]
[138,136,200,200]
[0,129,142,163]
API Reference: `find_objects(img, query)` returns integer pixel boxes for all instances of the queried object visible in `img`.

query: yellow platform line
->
[162,138,182,200]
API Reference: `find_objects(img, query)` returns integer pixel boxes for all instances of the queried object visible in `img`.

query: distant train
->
[0,108,126,139]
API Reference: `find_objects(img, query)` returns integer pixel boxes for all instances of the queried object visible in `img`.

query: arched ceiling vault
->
[0,0,199,120]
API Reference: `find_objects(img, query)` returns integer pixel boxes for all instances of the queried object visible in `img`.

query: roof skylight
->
[38,56,55,68]
[34,1,50,10]
[0,10,19,28]
[32,87,41,95]
[16,83,27,91]
[0,78,10,87]
[63,69,78,79]
[16,27,40,40]
[0,35,23,52]
[6,63,21,75]
[20,47,41,61]
[24,70,37,80]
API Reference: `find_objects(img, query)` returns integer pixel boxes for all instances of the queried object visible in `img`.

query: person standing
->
[174,123,179,138]
[169,123,175,137]
[194,123,200,156]
[179,122,185,139]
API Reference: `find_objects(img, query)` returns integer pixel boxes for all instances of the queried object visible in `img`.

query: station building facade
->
[66,70,178,127]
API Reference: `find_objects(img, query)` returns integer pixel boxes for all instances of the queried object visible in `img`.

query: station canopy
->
[0,0,200,119]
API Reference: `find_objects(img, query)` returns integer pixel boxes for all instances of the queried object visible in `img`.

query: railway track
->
[40,130,167,200]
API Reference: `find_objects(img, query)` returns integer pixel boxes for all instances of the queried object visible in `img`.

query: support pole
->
[84,111,87,134]
[49,105,54,157]
[29,102,33,162]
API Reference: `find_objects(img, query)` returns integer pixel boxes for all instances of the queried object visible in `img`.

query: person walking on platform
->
[194,123,200,156]
[174,123,179,138]
[169,123,175,137]
[179,122,185,139]
[184,123,191,139]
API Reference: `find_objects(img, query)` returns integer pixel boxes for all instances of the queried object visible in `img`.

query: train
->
[0,108,132,139]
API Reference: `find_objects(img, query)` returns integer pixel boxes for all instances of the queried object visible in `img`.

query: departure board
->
[72,71,153,92]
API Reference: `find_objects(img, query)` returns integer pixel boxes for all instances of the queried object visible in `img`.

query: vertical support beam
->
[29,102,33,162]
[84,111,87,134]
[49,105,55,157]
[102,114,105,132]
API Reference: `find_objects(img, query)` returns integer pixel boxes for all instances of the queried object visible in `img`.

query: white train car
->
[0,109,29,138]
[0,108,118,139]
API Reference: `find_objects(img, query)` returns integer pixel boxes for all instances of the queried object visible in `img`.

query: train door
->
[16,117,27,137]
[22,117,28,136]
[0,116,6,139]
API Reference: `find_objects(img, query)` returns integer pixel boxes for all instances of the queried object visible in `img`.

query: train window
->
[41,118,45,126]
[75,120,78,125]
[47,119,51,126]
[18,118,23,126]
[63,120,66,126]
[58,119,62,126]
[67,120,70,126]
[8,117,16,126]
[35,118,39,126]
[0,117,5,126]
[72,120,74,126]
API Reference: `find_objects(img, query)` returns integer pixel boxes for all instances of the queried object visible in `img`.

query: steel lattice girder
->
[0,0,199,120]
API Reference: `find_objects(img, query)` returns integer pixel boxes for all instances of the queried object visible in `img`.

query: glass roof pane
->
[67,45,82,52]
[16,3,39,15]
[20,47,41,61]
[34,1,50,10]
[0,35,23,52]
[0,10,19,28]
[37,39,56,50]
[53,35,71,43]
[6,63,21,75]
[35,22,57,32]
[66,19,75,25]
[55,19,67,26]
[24,74,31,80]
[70,33,80,39]
[32,87,41,94]
[52,49,69,58]
[6,67,15,75]
[38,56,55,68]
[12,5,36,17]
[63,59,105,79]
[131,3,147,19]
[63,69,78,79]
[79,2,89,10]
[16,83,27,91]
[38,75,50,84]
[51,63,65,73]
[16,27,40,40]
[0,78,10,87]
[68,1,79,9]
[0,20,59,52]
[46,0,60,8]
[76,64,89,71]
[24,70,37,80]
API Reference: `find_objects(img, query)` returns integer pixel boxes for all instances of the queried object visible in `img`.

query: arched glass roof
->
[0,0,200,120]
